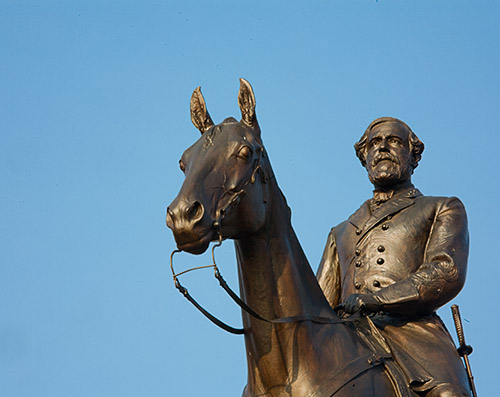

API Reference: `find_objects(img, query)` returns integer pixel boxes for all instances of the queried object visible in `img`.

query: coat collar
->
[348,187,422,240]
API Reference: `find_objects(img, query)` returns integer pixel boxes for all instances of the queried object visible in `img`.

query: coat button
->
[382,224,389,230]
[377,258,384,265]
[377,245,385,252]
[356,229,362,235]
[355,249,361,256]
[355,260,362,268]
[373,280,380,287]
[355,282,361,289]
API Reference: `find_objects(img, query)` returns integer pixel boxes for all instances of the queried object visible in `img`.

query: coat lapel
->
[348,201,371,231]
[362,197,415,234]
[349,188,422,243]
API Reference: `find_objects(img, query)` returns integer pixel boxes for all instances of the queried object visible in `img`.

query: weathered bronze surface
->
[166,80,471,396]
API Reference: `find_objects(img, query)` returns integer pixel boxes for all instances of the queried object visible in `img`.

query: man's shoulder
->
[330,220,348,233]
[399,194,468,226]
[415,194,466,210]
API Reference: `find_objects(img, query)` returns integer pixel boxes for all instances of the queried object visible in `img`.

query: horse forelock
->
[202,126,218,149]
[202,120,238,149]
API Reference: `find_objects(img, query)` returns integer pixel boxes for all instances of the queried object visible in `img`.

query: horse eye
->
[238,146,252,159]
[179,160,186,172]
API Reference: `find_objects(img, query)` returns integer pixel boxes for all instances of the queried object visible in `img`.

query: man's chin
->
[368,172,401,187]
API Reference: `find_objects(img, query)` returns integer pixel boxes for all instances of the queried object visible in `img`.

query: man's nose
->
[379,139,389,151]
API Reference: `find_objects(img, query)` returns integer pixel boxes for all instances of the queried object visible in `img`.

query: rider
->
[317,117,471,396]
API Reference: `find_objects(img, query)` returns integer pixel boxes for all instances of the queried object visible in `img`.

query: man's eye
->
[238,146,252,159]
[179,160,186,172]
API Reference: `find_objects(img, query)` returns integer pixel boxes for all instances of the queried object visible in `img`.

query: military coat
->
[317,187,470,393]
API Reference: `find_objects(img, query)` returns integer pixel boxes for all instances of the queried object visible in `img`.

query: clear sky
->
[1,1,499,396]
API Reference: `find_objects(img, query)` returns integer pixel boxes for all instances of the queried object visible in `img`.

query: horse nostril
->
[185,201,204,223]
[166,207,175,229]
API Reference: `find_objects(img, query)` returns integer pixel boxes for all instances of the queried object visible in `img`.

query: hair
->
[354,117,425,170]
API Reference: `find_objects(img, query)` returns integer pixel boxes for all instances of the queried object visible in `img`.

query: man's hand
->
[338,293,381,314]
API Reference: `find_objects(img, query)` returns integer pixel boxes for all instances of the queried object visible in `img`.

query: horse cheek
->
[240,181,267,234]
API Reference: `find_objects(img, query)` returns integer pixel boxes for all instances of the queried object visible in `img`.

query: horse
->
[166,79,411,396]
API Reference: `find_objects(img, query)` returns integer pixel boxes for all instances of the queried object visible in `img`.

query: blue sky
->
[1,1,499,396]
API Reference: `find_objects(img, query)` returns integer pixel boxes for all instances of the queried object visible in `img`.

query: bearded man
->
[317,117,471,396]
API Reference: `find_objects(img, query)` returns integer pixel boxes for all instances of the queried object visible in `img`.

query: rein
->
[170,236,346,335]
[170,236,245,334]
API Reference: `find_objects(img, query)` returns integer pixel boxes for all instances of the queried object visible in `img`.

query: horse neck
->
[240,172,332,313]
[235,179,331,321]
[234,172,335,393]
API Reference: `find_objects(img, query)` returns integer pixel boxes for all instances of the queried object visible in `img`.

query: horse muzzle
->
[166,199,215,254]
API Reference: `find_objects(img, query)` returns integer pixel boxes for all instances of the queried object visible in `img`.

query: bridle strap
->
[213,147,265,228]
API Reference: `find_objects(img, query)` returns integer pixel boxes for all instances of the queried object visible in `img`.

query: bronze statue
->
[317,117,471,396]
[166,79,471,396]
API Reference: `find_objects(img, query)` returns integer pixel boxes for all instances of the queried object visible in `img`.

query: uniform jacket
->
[316,186,470,392]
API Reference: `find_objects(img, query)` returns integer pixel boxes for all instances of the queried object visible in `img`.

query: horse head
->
[166,79,270,254]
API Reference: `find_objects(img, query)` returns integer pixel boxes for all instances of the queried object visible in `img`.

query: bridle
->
[170,145,266,334]
[169,145,345,334]
[213,145,266,229]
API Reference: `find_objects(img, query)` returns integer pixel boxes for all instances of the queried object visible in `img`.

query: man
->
[317,117,471,396]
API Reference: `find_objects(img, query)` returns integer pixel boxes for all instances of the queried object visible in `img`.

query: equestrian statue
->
[166,79,473,396]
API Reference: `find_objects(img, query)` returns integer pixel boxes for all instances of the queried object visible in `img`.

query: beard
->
[367,153,412,187]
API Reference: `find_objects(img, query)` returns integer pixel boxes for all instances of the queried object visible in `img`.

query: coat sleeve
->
[316,228,342,309]
[372,197,469,315]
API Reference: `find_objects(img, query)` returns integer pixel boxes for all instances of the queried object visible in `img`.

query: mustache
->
[372,153,400,167]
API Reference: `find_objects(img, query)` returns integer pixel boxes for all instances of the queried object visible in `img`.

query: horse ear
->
[238,78,258,129]
[190,87,214,134]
